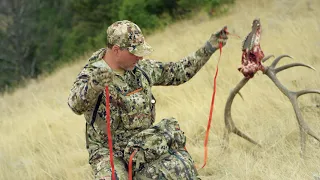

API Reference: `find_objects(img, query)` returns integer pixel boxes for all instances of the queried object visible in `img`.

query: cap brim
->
[129,42,153,57]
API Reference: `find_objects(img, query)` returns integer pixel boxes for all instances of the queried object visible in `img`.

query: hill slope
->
[1,0,319,179]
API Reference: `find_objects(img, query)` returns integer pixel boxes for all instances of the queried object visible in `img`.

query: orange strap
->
[128,150,138,180]
[105,86,116,180]
[200,30,240,169]
[200,42,223,169]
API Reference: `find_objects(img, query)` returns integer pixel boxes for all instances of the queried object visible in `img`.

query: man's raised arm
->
[138,27,228,86]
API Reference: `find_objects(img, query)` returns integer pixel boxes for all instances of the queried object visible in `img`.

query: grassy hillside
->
[1,0,319,179]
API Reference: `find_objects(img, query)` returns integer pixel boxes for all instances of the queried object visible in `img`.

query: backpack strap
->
[136,65,156,103]
[89,92,103,132]
[135,65,151,85]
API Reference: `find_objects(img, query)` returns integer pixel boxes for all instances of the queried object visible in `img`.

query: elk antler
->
[223,54,320,155]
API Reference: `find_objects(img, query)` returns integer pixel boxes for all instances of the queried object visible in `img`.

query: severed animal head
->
[251,18,261,31]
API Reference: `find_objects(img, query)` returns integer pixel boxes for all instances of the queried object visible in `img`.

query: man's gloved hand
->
[208,26,229,49]
[133,150,146,170]
[89,68,114,91]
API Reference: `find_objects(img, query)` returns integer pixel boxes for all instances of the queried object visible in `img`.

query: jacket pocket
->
[121,89,152,129]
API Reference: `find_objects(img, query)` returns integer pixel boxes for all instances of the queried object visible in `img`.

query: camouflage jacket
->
[67,42,217,161]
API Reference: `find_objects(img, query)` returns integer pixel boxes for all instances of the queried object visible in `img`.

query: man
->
[68,20,228,179]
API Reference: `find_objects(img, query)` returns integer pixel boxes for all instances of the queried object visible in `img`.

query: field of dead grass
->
[1,0,319,179]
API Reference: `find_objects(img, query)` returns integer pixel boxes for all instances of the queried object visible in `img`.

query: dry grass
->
[1,0,320,179]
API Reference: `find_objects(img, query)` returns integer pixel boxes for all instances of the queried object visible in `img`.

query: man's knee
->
[91,155,128,180]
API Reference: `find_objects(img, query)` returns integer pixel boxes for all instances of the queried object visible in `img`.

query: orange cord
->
[199,42,223,169]
[199,28,241,169]
[128,150,138,180]
[105,86,117,180]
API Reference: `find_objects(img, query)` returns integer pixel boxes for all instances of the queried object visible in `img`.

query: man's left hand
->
[208,26,229,49]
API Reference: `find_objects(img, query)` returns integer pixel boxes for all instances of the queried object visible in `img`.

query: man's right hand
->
[89,68,114,91]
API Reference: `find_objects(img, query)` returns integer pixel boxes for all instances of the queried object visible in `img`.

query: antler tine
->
[262,54,275,63]
[290,96,320,156]
[270,54,293,68]
[275,63,316,73]
[224,77,261,147]
[264,55,320,156]
[296,89,320,97]
[295,89,320,144]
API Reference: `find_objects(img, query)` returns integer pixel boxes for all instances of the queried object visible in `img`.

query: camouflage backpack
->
[123,118,199,180]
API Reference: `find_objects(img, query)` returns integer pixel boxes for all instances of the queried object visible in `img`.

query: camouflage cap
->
[106,20,153,57]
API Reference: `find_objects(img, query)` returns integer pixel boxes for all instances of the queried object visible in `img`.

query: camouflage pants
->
[89,149,199,180]
[90,154,128,180]
[134,149,200,180]
[90,118,199,179]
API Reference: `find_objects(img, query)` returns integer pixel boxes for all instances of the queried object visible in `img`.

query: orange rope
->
[105,86,116,180]
[200,29,240,169]
[200,42,223,169]
[128,150,138,180]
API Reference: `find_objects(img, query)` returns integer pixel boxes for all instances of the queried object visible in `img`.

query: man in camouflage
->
[68,20,228,179]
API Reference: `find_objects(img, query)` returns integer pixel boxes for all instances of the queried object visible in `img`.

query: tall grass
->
[1,0,319,179]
